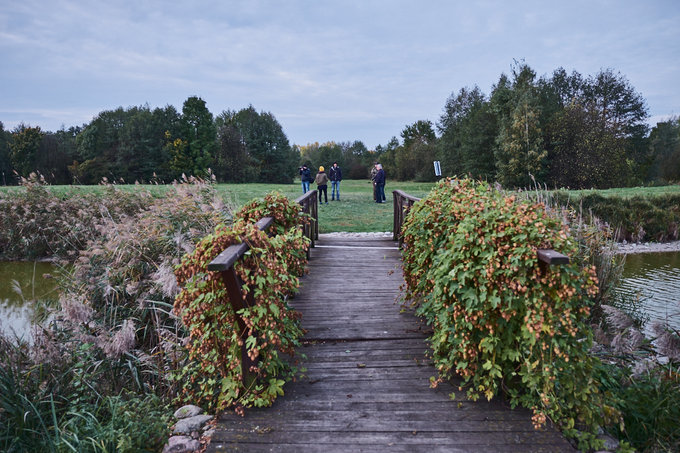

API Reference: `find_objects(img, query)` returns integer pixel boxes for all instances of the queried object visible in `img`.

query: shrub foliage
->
[401,178,619,448]
[173,192,309,413]
[551,191,680,242]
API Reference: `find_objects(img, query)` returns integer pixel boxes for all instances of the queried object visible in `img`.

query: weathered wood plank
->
[207,235,574,452]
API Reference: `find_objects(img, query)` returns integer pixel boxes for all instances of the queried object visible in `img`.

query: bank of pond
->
[2,250,679,346]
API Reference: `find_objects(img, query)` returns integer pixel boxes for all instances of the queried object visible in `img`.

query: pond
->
[617,251,680,335]
[0,261,61,341]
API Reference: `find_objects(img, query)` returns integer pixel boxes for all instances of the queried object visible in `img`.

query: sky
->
[1,0,679,149]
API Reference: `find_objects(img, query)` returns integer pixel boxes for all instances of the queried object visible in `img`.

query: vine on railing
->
[172,192,315,414]
[399,179,618,450]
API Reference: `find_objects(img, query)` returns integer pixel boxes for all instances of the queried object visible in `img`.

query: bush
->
[1,179,231,451]
[0,337,169,453]
[596,362,680,452]
[551,190,680,242]
[173,193,309,413]
[0,174,152,260]
[401,178,618,449]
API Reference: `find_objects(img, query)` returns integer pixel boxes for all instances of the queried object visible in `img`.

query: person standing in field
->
[299,164,312,193]
[329,162,342,201]
[370,162,378,201]
[315,166,329,204]
[374,163,386,203]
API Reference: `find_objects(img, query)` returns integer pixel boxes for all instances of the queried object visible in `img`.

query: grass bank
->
[0,180,436,235]
[550,186,680,242]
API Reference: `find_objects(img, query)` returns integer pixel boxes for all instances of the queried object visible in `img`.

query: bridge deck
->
[207,235,574,452]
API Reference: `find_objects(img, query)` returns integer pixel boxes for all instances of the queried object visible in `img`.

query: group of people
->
[299,162,342,204]
[300,162,386,204]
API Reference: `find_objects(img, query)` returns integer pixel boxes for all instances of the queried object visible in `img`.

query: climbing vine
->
[172,193,309,413]
[401,178,620,450]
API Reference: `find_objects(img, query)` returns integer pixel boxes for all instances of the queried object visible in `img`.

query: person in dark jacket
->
[315,166,329,204]
[374,163,386,203]
[329,162,342,201]
[299,165,312,193]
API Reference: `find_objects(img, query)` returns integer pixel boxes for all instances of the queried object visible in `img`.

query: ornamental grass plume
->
[602,305,635,330]
[100,319,136,359]
[653,321,680,361]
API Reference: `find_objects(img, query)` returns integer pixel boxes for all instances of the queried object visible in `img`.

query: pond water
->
[616,251,680,335]
[0,261,60,341]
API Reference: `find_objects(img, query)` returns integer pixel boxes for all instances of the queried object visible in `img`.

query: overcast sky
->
[1,0,679,149]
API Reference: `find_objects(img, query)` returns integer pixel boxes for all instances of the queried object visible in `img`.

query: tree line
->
[1,62,678,188]
[0,98,300,185]
[378,63,679,188]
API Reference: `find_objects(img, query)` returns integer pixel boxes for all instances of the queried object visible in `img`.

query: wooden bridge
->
[206,192,574,452]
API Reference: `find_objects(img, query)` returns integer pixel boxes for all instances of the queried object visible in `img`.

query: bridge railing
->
[207,191,318,379]
[295,189,319,256]
[392,188,569,270]
[393,190,421,247]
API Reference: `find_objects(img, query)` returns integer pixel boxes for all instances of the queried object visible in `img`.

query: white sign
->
[433,161,442,177]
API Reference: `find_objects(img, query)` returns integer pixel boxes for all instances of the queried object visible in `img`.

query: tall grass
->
[1,177,232,451]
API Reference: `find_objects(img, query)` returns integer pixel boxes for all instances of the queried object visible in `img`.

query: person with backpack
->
[315,166,329,204]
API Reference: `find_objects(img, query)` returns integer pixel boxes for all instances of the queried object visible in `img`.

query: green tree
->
[549,101,628,188]
[214,116,256,182]
[438,86,497,179]
[648,117,680,183]
[340,140,372,179]
[388,120,438,181]
[493,64,547,188]
[9,124,44,177]
[0,122,13,185]
[227,106,297,183]
[176,96,217,178]
[74,107,129,183]
[117,105,178,182]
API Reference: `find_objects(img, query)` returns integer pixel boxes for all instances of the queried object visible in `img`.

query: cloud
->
[1,0,679,148]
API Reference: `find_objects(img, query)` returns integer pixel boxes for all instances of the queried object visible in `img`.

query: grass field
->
[5,180,677,233]
[559,184,680,198]
[222,180,435,233]
[0,180,436,233]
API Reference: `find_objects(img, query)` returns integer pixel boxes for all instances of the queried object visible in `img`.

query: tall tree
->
[648,117,680,183]
[214,115,255,182]
[74,107,128,183]
[0,122,13,185]
[549,101,628,188]
[388,120,438,181]
[176,96,217,178]
[438,86,497,179]
[9,124,44,177]
[493,64,547,188]
[227,106,297,183]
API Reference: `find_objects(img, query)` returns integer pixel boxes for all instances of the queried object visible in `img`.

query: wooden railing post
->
[207,217,274,383]
[294,190,318,259]
[537,248,570,274]
[392,190,421,247]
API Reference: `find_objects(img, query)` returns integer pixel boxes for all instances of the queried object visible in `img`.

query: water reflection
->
[617,252,680,335]
[0,261,60,341]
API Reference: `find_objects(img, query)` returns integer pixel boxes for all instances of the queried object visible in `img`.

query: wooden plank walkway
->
[207,234,574,452]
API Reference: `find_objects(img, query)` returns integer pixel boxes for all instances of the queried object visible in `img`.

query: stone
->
[599,433,619,451]
[163,435,201,453]
[173,404,203,419]
[173,415,213,434]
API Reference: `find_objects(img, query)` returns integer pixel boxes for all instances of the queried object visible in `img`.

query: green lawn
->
[217,180,435,233]
[0,180,435,233]
[559,185,680,198]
